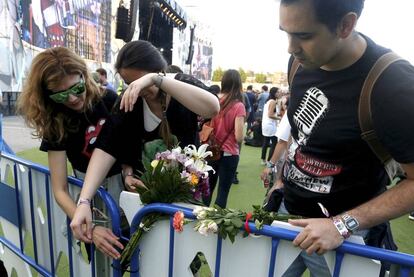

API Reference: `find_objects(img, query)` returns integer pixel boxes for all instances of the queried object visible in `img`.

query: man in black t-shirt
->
[278,0,414,276]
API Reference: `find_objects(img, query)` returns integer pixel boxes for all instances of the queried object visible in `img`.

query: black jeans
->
[261,136,278,161]
[203,154,239,208]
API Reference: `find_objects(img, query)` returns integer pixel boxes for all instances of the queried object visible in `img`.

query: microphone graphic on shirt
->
[293,87,329,145]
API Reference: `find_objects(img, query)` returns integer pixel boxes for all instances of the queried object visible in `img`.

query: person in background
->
[203,69,246,207]
[17,47,124,259]
[278,0,414,275]
[165,64,184,74]
[69,40,219,255]
[232,89,251,184]
[261,87,279,165]
[261,113,291,211]
[92,71,118,99]
[245,85,257,133]
[96,68,115,92]
[209,84,221,95]
[256,85,269,118]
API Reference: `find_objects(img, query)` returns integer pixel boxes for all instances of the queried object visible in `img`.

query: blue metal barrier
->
[0,152,123,277]
[129,203,414,277]
[0,114,15,155]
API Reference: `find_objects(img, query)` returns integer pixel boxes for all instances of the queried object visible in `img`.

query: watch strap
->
[332,216,351,239]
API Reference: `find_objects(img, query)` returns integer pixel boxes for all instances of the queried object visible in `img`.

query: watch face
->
[346,219,358,229]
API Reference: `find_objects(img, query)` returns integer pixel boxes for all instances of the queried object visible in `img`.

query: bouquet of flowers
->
[121,144,214,264]
[189,205,302,243]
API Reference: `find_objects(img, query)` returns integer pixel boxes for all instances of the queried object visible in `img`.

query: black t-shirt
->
[96,73,201,172]
[40,92,121,176]
[284,34,414,217]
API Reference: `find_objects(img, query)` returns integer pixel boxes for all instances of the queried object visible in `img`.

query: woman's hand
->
[92,225,124,259]
[70,204,93,243]
[120,73,156,112]
[124,175,148,192]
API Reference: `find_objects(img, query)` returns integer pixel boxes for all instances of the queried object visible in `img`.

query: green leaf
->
[231,218,243,228]
[225,225,234,232]
[215,219,224,225]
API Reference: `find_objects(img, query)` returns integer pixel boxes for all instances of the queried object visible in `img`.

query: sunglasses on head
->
[49,77,86,103]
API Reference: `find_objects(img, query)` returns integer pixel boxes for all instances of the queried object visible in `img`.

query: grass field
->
[15,145,414,255]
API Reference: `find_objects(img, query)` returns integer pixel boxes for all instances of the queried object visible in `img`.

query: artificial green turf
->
[15,146,414,257]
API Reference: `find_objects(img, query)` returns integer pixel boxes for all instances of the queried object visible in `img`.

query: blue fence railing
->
[128,203,414,277]
[0,152,123,277]
[1,114,414,277]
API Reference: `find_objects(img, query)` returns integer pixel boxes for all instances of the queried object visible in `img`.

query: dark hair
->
[115,40,167,72]
[262,85,268,91]
[209,84,221,95]
[220,69,243,111]
[165,65,183,73]
[281,0,364,32]
[247,85,253,90]
[267,87,279,103]
[115,40,170,146]
[96,68,107,78]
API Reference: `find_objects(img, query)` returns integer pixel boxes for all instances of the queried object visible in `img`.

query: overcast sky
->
[178,0,414,73]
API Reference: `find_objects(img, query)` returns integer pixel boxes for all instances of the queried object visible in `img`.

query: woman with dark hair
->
[70,40,219,253]
[17,47,124,257]
[261,87,279,164]
[203,69,246,208]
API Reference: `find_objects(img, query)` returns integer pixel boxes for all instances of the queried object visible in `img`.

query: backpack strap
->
[358,52,403,163]
[288,58,300,86]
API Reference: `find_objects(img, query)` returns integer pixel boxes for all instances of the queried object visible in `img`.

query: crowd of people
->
[9,0,414,276]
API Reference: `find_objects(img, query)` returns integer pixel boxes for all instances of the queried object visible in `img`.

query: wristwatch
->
[341,213,360,234]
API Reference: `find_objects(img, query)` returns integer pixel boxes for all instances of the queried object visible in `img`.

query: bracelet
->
[332,216,350,239]
[77,197,91,207]
[153,73,164,88]
[266,161,276,169]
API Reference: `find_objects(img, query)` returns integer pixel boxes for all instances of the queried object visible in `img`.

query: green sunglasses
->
[49,78,86,103]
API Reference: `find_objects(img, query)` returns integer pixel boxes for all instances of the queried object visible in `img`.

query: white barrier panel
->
[0,154,116,276]
[120,191,382,277]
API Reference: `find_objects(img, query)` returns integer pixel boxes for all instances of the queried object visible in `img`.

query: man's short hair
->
[262,85,268,91]
[247,85,253,90]
[209,84,221,95]
[166,65,183,73]
[96,68,107,78]
[281,0,365,32]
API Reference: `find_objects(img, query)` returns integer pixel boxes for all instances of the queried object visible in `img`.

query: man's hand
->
[289,218,344,255]
[260,167,272,181]
[92,226,124,260]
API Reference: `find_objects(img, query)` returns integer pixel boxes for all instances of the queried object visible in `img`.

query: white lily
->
[184,144,212,160]
[171,146,182,156]
[193,159,215,177]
